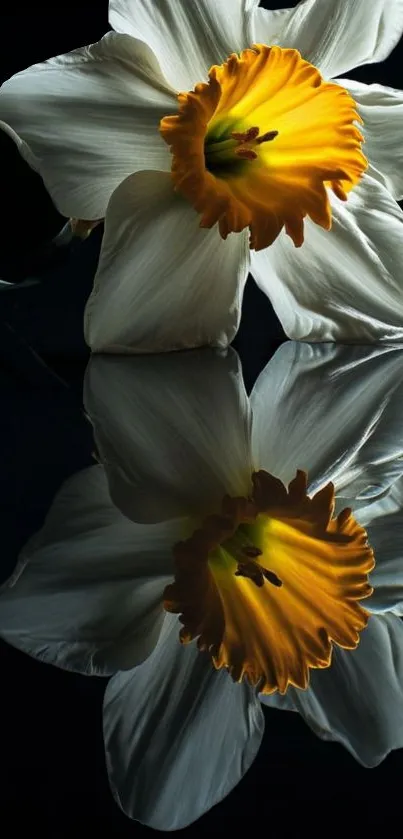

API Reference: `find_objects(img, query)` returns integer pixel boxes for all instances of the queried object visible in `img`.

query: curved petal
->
[250,341,403,501]
[357,476,403,616]
[259,691,297,713]
[271,0,403,78]
[0,466,179,675]
[339,78,403,201]
[0,118,40,173]
[84,171,250,353]
[250,174,403,343]
[103,613,264,831]
[0,32,175,219]
[250,6,297,45]
[283,614,403,767]
[84,349,252,523]
[109,0,259,90]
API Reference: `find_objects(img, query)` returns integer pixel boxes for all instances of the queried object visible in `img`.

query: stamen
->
[235,148,258,160]
[256,130,279,144]
[235,560,265,587]
[242,545,262,558]
[263,569,283,588]
[231,126,260,143]
[236,553,283,589]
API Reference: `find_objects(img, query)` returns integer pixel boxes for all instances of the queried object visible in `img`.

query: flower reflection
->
[2,343,403,829]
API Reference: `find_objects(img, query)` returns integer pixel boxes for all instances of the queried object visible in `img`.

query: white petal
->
[250,174,403,343]
[339,78,403,201]
[0,118,39,172]
[0,466,180,675]
[84,171,250,353]
[103,613,264,831]
[109,0,259,90]
[0,32,175,219]
[357,476,403,616]
[283,614,403,767]
[272,0,403,78]
[250,6,298,45]
[250,341,403,500]
[84,349,252,523]
[259,692,297,713]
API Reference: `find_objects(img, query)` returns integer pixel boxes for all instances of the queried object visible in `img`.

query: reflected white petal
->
[84,349,252,523]
[250,342,403,500]
[103,613,264,831]
[356,476,403,616]
[0,466,179,674]
[284,615,403,767]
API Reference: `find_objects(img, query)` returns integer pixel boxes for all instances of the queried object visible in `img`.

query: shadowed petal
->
[84,171,249,353]
[84,348,252,523]
[0,467,179,674]
[250,342,403,500]
[103,613,264,830]
[280,615,403,767]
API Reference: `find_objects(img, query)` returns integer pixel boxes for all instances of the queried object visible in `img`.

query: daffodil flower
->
[2,1,403,349]
[2,342,403,830]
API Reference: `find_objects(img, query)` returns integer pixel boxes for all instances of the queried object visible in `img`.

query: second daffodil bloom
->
[2,343,403,829]
[2,0,403,349]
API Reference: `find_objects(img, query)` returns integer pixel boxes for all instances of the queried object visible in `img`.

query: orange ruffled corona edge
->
[160,45,367,250]
[164,470,374,695]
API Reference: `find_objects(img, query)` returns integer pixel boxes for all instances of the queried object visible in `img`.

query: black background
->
[1,2,402,835]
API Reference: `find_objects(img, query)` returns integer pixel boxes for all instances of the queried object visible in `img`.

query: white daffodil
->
[1,1,403,349]
[2,343,403,830]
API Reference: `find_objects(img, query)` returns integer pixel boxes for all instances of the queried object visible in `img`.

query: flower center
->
[164,469,374,694]
[204,125,280,171]
[160,45,367,250]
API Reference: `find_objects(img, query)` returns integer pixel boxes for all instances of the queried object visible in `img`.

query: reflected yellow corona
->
[164,469,374,694]
[160,45,367,250]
